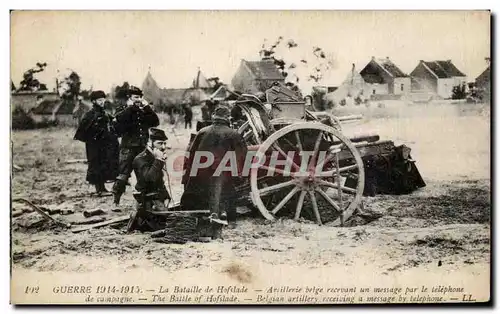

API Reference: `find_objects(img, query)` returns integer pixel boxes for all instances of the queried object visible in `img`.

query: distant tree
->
[61,71,81,101]
[311,87,327,111]
[17,62,48,92]
[11,81,16,91]
[451,82,467,100]
[114,82,130,100]
[79,89,92,100]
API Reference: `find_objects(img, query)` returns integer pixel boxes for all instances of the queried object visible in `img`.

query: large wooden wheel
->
[249,122,365,226]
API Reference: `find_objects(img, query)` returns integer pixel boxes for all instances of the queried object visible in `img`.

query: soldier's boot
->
[95,182,111,197]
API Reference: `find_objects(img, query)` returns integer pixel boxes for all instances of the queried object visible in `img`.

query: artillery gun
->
[185,84,425,226]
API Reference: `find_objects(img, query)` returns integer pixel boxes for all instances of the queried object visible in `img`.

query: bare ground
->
[10,103,491,296]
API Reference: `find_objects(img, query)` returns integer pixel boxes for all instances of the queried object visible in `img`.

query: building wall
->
[437,78,455,99]
[410,63,438,92]
[360,60,394,91]
[231,62,285,94]
[231,62,256,94]
[393,77,412,95]
[366,83,389,96]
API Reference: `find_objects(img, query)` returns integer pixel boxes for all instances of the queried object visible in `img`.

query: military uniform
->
[127,128,170,232]
[112,88,160,204]
[74,91,119,194]
[181,106,247,229]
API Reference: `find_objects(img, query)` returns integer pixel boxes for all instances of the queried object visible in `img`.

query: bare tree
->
[258,36,336,93]
[61,71,81,101]
[17,62,48,92]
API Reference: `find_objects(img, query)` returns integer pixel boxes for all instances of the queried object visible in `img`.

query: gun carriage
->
[187,84,425,226]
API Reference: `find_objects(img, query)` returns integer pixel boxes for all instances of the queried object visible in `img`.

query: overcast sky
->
[11,10,490,94]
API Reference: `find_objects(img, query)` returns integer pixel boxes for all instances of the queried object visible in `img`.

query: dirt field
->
[10,102,491,303]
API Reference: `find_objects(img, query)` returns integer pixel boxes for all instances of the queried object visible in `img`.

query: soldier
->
[126,127,171,232]
[74,90,119,196]
[183,103,193,129]
[181,106,247,233]
[112,86,160,206]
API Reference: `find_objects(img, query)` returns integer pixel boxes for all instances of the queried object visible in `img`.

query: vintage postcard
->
[10,10,491,305]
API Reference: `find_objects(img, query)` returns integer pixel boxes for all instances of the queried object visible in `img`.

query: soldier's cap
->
[90,90,106,101]
[149,127,168,142]
[212,105,231,121]
[128,86,143,97]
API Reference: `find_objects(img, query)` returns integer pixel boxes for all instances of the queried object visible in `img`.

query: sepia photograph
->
[9,10,491,305]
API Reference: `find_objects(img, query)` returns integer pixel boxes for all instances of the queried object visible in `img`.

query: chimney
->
[386,56,390,61]
[371,56,375,61]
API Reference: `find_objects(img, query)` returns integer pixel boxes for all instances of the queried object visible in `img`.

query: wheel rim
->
[249,122,365,226]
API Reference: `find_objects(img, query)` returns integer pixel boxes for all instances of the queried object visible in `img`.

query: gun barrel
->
[337,114,363,122]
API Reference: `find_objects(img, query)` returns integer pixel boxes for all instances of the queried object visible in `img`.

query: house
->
[475,65,490,100]
[359,57,411,96]
[209,85,241,101]
[29,97,92,127]
[410,60,467,99]
[142,69,215,110]
[11,91,59,112]
[325,64,370,106]
[231,59,285,94]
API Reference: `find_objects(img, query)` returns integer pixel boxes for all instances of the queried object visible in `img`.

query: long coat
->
[74,105,120,184]
[181,120,247,218]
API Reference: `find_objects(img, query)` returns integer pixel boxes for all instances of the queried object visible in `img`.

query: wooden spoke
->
[315,188,342,212]
[319,164,358,177]
[271,186,300,215]
[280,137,298,151]
[259,164,293,176]
[249,122,365,226]
[294,190,307,220]
[316,151,336,169]
[335,152,344,225]
[308,131,324,169]
[243,130,253,141]
[294,131,303,151]
[258,179,296,196]
[317,180,358,194]
[308,190,322,225]
[272,143,300,170]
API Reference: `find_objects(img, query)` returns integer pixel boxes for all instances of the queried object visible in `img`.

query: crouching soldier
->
[126,127,171,233]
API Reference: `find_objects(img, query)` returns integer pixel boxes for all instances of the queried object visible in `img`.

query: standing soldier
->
[127,127,171,232]
[183,103,193,129]
[112,86,160,206]
[181,106,247,234]
[74,90,119,196]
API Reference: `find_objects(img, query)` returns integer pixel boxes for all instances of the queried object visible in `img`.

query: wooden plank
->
[71,216,107,225]
[12,198,71,228]
[71,215,130,233]
[150,210,211,216]
[83,209,106,218]
[12,210,24,217]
